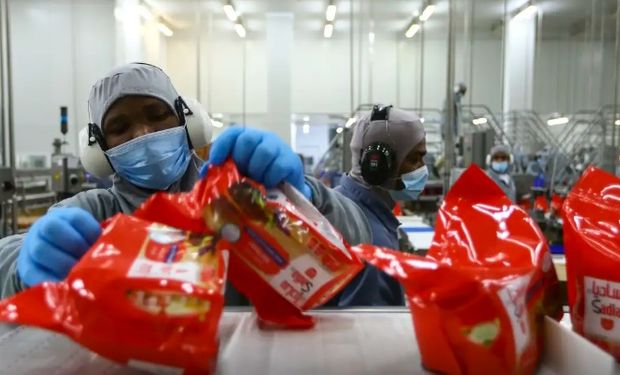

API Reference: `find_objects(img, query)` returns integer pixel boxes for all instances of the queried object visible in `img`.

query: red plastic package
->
[134,160,364,328]
[353,165,562,375]
[0,214,225,374]
[562,166,620,359]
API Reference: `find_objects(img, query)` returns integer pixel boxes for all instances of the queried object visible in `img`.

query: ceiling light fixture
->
[472,117,488,125]
[158,22,173,37]
[324,22,334,38]
[223,1,238,22]
[514,4,538,21]
[405,23,421,38]
[419,4,436,22]
[345,117,357,128]
[547,117,569,126]
[326,2,337,22]
[234,22,246,38]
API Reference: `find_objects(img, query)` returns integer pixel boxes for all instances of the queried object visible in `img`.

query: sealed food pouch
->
[0,214,226,374]
[354,165,562,375]
[135,160,364,329]
[562,166,620,359]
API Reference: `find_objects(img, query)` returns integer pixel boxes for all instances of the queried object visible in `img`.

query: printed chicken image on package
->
[353,165,562,375]
[134,159,364,328]
[0,214,226,374]
[563,166,620,359]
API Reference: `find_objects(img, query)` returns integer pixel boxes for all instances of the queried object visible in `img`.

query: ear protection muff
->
[79,96,214,179]
[486,152,514,167]
[359,105,397,186]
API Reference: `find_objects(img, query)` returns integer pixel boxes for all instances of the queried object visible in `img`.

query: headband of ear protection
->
[79,96,213,179]
[360,105,397,186]
[486,151,515,167]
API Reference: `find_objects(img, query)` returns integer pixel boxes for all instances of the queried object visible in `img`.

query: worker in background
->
[486,144,517,202]
[0,63,372,301]
[331,105,428,306]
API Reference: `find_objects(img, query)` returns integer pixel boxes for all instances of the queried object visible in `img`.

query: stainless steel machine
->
[0,166,15,237]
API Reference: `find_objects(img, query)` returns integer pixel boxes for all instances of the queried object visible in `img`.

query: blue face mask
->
[491,161,509,174]
[389,165,429,201]
[105,126,191,190]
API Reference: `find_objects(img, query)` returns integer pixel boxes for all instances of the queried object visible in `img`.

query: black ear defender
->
[360,105,396,186]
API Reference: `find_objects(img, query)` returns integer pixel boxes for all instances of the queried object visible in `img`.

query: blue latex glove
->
[17,207,101,287]
[201,126,312,200]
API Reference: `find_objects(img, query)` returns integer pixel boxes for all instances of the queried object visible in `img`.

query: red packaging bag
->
[134,160,364,328]
[354,165,562,375]
[0,214,225,374]
[562,166,620,358]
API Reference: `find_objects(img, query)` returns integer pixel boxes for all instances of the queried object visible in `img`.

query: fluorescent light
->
[138,5,154,21]
[234,23,246,38]
[615,119,620,126]
[212,120,224,128]
[368,32,375,44]
[303,123,310,134]
[336,127,344,134]
[419,4,436,22]
[514,5,538,21]
[345,117,356,128]
[324,23,334,38]
[158,23,173,37]
[326,4,337,22]
[419,117,425,123]
[472,117,488,125]
[223,3,238,22]
[547,117,569,126]
[303,116,310,122]
[405,23,421,38]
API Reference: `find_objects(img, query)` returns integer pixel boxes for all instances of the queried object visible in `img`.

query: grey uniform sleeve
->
[0,189,119,299]
[305,176,372,245]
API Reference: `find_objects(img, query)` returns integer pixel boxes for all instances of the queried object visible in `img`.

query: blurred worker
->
[486,144,517,202]
[0,63,371,302]
[331,105,428,306]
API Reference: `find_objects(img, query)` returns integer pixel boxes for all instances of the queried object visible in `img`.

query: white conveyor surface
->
[0,308,617,374]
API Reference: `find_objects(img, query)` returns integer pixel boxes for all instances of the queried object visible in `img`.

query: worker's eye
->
[105,119,130,136]
[147,111,172,122]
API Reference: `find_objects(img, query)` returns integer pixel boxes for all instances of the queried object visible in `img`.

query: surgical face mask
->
[105,126,191,190]
[389,165,429,201]
[491,161,509,174]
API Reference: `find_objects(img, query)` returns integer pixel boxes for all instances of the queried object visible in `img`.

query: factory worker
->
[486,144,517,202]
[327,105,428,306]
[0,63,371,301]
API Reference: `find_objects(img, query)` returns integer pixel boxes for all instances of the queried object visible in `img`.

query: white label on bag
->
[497,275,531,358]
[584,276,620,341]
[270,254,332,308]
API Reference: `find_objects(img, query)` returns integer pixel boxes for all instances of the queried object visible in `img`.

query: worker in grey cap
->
[486,144,517,202]
[0,62,372,302]
[327,105,428,306]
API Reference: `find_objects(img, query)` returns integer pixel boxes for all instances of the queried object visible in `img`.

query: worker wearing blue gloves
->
[0,63,371,302]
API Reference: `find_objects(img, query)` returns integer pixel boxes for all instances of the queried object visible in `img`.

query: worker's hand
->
[202,126,312,200]
[17,207,101,287]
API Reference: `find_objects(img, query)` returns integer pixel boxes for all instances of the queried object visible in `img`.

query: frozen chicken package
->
[353,165,562,375]
[0,214,226,374]
[563,166,620,359]
[134,159,364,328]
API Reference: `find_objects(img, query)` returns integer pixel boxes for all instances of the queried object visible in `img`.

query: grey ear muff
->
[79,124,113,178]
[183,97,213,149]
[78,96,214,179]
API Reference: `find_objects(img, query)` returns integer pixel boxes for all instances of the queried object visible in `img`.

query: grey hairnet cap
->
[350,107,425,187]
[490,144,511,157]
[88,62,179,130]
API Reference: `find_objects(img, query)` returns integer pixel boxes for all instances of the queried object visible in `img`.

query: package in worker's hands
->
[562,166,620,359]
[353,165,562,375]
[0,214,226,374]
[134,159,364,329]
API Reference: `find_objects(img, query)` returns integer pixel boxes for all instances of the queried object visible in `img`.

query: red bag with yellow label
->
[0,214,225,374]
[563,166,620,359]
[353,165,562,375]
[134,159,364,328]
